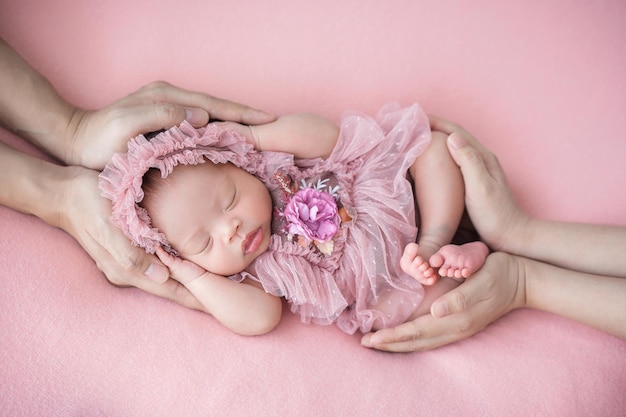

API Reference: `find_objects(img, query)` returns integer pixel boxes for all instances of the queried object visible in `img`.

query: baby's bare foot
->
[429,241,489,280]
[401,243,439,286]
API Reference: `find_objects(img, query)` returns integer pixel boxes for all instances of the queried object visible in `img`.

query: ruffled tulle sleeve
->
[329,102,430,167]
[248,236,348,325]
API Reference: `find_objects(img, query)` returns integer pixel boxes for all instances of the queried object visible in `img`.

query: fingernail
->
[144,263,169,283]
[448,133,466,149]
[361,334,373,347]
[246,109,277,123]
[185,108,209,125]
[431,301,449,318]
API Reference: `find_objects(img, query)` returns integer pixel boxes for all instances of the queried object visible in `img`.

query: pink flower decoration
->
[284,188,340,243]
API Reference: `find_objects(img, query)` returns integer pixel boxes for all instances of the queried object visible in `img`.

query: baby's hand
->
[155,247,207,285]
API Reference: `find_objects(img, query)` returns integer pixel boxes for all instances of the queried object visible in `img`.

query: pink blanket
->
[1,1,625,415]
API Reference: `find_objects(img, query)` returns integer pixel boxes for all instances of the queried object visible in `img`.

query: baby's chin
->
[238,243,270,275]
[213,229,270,276]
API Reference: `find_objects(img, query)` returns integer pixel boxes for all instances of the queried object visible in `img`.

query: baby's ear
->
[213,121,257,147]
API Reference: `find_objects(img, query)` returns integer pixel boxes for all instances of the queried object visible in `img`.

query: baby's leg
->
[409,131,465,285]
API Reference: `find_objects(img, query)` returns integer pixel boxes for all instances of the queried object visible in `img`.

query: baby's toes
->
[429,252,445,269]
[400,253,418,275]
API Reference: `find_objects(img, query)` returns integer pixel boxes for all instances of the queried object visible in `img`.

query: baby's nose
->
[223,218,242,242]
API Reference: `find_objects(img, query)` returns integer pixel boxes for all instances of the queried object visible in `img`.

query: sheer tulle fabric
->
[247,103,431,334]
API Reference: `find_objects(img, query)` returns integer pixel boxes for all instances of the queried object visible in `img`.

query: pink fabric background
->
[1,1,625,415]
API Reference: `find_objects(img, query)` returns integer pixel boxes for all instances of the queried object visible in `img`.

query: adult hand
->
[64,81,276,169]
[429,116,530,253]
[54,165,205,311]
[1,38,274,309]
[361,252,526,352]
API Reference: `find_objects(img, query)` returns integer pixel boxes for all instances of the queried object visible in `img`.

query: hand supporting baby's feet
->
[401,241,489,285]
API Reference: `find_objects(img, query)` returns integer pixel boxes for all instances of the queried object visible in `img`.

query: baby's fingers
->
[155,247,207,284]
[155,246,175,265]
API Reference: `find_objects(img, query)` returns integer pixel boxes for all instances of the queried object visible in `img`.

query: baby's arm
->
[408,130,466,283]
[156,248,282,336]
[218,113,339,159]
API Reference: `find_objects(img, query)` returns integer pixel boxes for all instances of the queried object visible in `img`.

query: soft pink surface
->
[1,1,625,416]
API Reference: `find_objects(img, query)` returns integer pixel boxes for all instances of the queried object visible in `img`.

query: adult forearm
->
[0,141,68,225]
[0,38,75,161]
[522,256,626,340]
[514,219,626,278]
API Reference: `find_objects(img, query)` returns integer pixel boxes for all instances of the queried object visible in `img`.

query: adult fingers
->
[92,237,205,310]
[129,275,205,311]
[446,131,509,197]
[60,168,203,310]
[203,95,275,125]
[429,276,487,318]
[430,114,504,178]
[361,313,476,352]
[86,212,170,285]
[429,115,490,154]
[76,102,210,169]
[62,170,168,285]
[85,232,204,310]
[133,81,276,125]
[428,115,466,136]
[446,133,497,190]
[112,102,208,139]
[360,268,501,352]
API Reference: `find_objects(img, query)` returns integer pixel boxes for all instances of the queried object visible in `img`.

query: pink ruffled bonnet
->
[98,121,263,254]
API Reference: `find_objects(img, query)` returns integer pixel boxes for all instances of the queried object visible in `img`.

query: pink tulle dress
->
[100,102,431,335]
[240,103,432,334]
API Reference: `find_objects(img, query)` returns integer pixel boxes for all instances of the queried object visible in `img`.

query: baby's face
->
[151,162,272,276]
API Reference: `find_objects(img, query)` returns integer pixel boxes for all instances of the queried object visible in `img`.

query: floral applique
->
[273,172,351,255]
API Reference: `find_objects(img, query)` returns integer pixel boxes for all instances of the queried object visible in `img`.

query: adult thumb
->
[144,261,170,283]
[430,278,478,318]
[446,132,491,187]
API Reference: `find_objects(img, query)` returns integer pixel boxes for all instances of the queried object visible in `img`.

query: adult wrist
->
[59,106,89,166]
[496,212,535,256]
[0,142,69,227]
[29,91,79,165]
[26,160,74,228]
[514,255,531,310]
